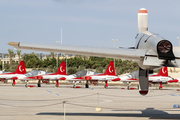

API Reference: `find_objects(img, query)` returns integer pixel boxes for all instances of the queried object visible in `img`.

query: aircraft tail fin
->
[138,8,148,33]
[14,61,26,74]
[158,67,168,77]
[55,61,66,75]
[104,61,115,75]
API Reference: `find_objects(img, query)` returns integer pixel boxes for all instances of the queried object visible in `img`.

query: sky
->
[0,0,180,54]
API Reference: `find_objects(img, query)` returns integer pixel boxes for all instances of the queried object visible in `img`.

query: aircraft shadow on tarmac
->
[36,108,180,119]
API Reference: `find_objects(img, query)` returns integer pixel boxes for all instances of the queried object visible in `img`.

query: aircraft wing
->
[8,42,146,61]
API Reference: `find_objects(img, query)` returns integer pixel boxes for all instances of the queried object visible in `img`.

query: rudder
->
[55,61,66,75]
[158,67,168,77]
[14,61,26,74]
[104,61,115,75]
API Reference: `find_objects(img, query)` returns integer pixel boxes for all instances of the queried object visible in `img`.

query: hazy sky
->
[1,0,180,53]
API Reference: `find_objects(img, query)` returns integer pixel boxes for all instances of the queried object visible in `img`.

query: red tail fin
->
[55,61,66,75]
[104,61,115,75]
[157,67,168,76]
[14,61,26,74]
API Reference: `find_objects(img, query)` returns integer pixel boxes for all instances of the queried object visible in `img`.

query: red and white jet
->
[0,61,26,86]
[65,61,120,88]
[120,67,176,89]
[58,69,97,88]
[10,61,67,87]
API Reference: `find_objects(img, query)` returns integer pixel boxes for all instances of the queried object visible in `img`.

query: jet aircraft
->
[8,8,180,95]
[0,61,26,86]
[58,69,98,88]
[73,61,120,88]
[120,67,177,89]
[10,70,48,87]
[10,61,67,87]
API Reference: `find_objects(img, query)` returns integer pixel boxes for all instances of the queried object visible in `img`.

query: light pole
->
[112,39,118,73]
[2,53,4,71]
[56,41,60,68]
[60,28,67,74]
[112,39,118,48]
[177,37,180,46]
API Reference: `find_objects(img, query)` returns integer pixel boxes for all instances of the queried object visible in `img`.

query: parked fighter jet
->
[58,69,98,88]
[10,70,48,87]
[120,67,177,89]
[0,61,26,86]
[10,61,67,87]
[75,61,120,88]
[9,8,180,95]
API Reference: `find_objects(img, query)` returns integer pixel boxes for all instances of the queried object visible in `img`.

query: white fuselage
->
[119,74,173,83]
[149,75,173,83]
[0,73,20,79]
[90,75,119,81]
[42,74,67,80]
[61,71,98,81]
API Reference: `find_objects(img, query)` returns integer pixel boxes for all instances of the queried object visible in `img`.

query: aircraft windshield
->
[25,70,47,77]
[75,70,87,77]
[129,71,139,79]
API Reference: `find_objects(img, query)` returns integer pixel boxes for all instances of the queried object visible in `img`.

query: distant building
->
[0,55,20,65]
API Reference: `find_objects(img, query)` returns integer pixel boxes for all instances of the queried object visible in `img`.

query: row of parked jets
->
[0,61,179,89]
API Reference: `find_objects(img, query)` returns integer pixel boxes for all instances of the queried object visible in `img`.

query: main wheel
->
[37,83,41,87]
[85,84,89,88]
[37,80,41,87]
[104,85,106,88]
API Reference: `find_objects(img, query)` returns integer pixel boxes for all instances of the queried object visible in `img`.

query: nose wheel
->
[37,80,41,87]
[85,81,89,88]
[12,80,16,87]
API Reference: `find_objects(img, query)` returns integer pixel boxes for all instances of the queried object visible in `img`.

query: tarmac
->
[1,84,180,120]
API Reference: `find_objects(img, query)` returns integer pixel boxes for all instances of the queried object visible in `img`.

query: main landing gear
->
[104,81,108,89]
[85,81,89,88]
[37,80,41,87]
[127,82,131,90]
[55,80,59,88]
[159,83,163,90]
[12,80,16,87]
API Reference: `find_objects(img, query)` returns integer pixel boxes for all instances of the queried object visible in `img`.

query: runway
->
[0,84,180,120]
